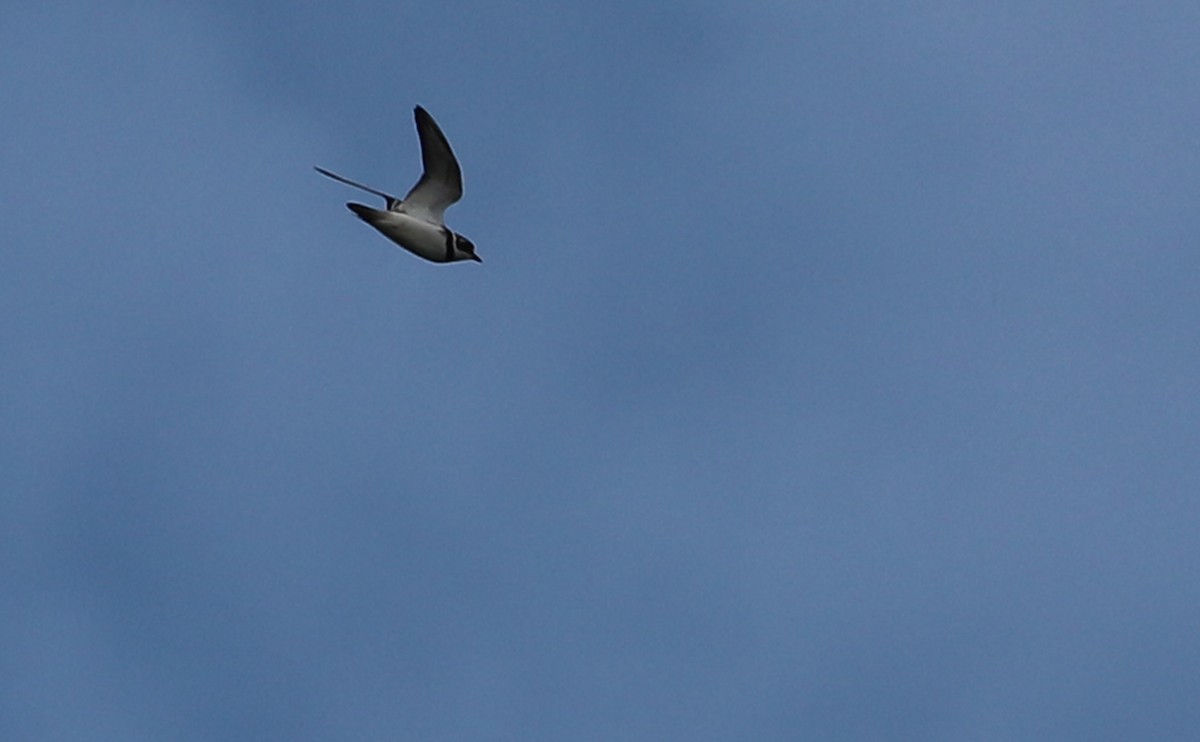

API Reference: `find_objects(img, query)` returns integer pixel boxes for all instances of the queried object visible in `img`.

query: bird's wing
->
[314,166,402,211]
[398,106,463,225]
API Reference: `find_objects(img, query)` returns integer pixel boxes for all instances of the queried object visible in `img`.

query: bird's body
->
[345,204,473,263]
[316,106,480,264]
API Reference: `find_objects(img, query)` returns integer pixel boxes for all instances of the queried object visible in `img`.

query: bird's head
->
[455,233,481,263]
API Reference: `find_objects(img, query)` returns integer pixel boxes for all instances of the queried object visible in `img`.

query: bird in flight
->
[315,105,480,264]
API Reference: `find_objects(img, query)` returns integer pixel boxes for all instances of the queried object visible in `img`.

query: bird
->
[315,105,480,264]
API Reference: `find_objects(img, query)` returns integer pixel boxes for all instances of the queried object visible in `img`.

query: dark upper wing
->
[399,106,464,224]
[314,166,402,210]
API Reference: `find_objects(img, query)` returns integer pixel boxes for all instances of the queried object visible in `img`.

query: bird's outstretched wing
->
[399,106,463,225]
[314,166,402,211]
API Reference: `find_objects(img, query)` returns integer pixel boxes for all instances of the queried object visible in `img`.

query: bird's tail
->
[346,202,384,224]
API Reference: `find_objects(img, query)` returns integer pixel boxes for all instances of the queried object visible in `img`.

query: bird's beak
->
[472,254,483,263]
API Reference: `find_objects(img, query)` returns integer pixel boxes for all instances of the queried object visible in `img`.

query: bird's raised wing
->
[398,106,463,225]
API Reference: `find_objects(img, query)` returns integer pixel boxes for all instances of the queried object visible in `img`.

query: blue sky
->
[4,2,1200,739]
